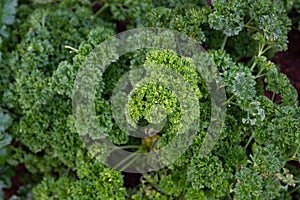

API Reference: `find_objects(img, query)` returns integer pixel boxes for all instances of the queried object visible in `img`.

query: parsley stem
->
[113,151,138,170]
[245,18,253,27]
[271,92,276,102]
[94,3,109,18]
[42,14,46,27]
[261,45,272,55]
[65,45,78,53]
[221,35,228,50]
[291,143,300,160]
[257,43,267,57]
[0,106,17,118]
[251,43,267,70]
[255,67,264,78]
[245,133,254,149]
[116,145,141,150]
[250,61,256,70]
[225,101,240,107]
[287,184,300,195]
[244,24,258,31]
[226,94,237,104]
[113,150,142,170]
[224,94,237,106]
[254,73,267,79]
[119,152,142,172]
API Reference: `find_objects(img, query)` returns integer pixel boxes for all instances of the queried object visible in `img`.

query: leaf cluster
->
[1,0,300,199]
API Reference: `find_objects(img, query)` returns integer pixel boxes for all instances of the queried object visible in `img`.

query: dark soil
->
[272,29,300,105]
[3,164,28,200]
[122,172,142,188]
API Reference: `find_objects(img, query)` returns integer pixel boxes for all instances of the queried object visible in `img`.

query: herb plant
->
[1,0,300,199]
[0,108,14,199]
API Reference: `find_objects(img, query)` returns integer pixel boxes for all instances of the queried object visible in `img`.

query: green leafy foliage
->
[0,108,14,199]
[0,0,17,38]
[1,1,126,198]
[208,0,246,36]
[33,154,126,200]
[0,0,17,62]
[1,0,300,199]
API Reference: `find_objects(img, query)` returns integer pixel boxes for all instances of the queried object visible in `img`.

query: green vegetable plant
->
[0,0,299,199]
[0,108,14,199]
[0,0,17,63]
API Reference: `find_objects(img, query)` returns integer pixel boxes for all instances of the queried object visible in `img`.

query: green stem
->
[251,43,267,70]
[287,184,300,195]
[271,92,276,102]
[221,35,228,50]
[255,67,264,78]
[261,45,272,55]
[64,45,78,53]
[255,73,267,79]
[245,18,253,27]
[113,150,141,170]
[290,143,300,161]
[0,106,17,118]
[117,145,141,150]
[27,100,41,115]
[257,44,264,56]
[226,101,241,107]
[119,153,142,172]
[226,94,237,104]
[244,24,258,31]
[94,3,109,18]
[42,14,46,27]
[250,61,257,71]
[245,133,255,149]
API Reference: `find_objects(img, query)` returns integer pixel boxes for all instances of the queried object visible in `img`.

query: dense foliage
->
[1,0,300,199]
